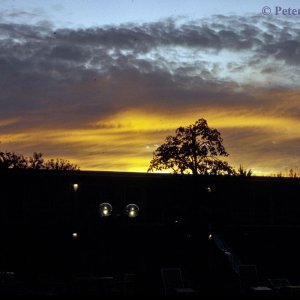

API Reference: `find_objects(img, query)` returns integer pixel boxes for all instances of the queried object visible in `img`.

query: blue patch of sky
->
[1,0,298,28]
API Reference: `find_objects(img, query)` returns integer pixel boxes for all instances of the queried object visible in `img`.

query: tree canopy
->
[0,151,79,171]
[237,164,252,177]
[148,118,235,176]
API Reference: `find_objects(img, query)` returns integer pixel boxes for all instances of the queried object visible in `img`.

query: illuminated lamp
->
[206,187,212,193]
[73,183,79,192]
[99,203,112,217]
[72,232,78,240]
[126,204,139,218]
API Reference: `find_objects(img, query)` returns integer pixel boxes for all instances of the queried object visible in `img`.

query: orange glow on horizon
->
[1,103,300,176]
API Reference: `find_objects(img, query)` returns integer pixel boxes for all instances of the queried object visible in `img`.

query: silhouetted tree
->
[148,118,235,175]
[44,158,79,171]
[0,150,79,171]
[288,168,297,178]
[29,152,44,170]
[237,164,252,177]
[0,151,28,169]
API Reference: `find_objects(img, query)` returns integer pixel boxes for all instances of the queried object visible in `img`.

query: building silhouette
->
[1,169,300,295]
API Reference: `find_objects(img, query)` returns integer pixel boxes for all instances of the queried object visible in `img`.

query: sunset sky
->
[1,0,300,175]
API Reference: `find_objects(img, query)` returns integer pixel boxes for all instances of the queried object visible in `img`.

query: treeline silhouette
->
[0,151,79,171]
[274,168,300,178]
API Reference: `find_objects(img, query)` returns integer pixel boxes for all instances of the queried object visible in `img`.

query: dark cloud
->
[5,11,39,19]
[1,15,299,83]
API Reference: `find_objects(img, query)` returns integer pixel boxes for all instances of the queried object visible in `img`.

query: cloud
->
[0,15,300,174]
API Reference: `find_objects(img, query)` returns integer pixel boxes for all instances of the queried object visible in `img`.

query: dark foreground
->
[2,170,300,296]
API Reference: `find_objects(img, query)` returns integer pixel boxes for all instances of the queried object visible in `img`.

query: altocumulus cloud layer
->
[1,14,300,174]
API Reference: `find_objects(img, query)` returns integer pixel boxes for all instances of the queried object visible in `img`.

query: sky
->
[1,0,300,175]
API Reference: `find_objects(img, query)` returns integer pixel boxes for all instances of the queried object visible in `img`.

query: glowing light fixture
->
[99,203,112,217]
[72,232,78,240]
[126,204,139,218]
[209,234,213,241]
[73,183,79,192]
[206,187,212,193]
